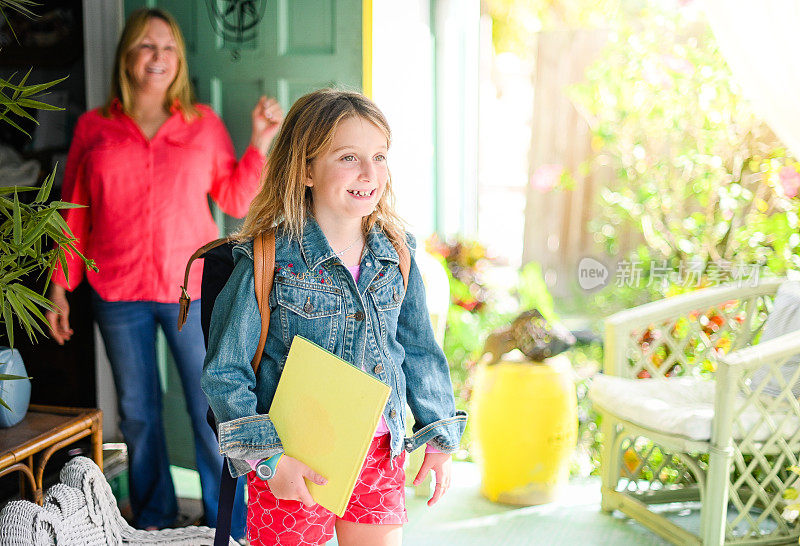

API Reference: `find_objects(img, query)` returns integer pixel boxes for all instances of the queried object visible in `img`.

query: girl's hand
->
[250,95,283,155]
[413,451,452,506]
[266,454,327,507]
[45,284,73,345]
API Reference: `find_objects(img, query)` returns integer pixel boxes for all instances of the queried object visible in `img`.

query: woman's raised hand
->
[250,95,284,155]
[266,454,327,506]
[45,284,73,345]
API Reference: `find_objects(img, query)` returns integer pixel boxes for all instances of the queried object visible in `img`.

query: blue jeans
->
[91,290,246,537]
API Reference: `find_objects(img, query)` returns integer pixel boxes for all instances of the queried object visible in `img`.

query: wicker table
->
[0,404,102,504]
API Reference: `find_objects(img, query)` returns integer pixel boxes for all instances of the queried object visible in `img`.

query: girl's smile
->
[347,188,376,198]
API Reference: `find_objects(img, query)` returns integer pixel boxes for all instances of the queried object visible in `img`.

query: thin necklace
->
[333,235,362,257]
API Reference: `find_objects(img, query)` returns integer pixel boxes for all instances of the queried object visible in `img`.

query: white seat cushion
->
[590,374,800,442]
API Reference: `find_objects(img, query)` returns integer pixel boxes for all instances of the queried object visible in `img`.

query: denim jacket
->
[201,218,467,478]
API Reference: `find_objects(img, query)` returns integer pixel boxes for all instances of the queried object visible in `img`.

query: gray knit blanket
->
[0,456,235,546]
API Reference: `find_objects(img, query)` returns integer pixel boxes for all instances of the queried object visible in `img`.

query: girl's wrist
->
[255,452,284,480]
[425,443,444,454]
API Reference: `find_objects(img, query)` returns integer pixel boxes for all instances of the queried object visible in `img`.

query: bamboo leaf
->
[3,99,35,121]
[0,397,11,412]
[34,165,56,203]
[0,0,38,19]
[5,288,37,340]
[19,76,68,98]
[12,191,21,246]
[0,374,29,381]
[0,111,30,137]
[9,282,51,308]
[9,68,31,100]
[2,301,14,348]
[0,186,38,196]
[0,263,37,284]
[17,98,63,111]
[57,253,68,285]
[20,209,57,250]
[48,201,85,210]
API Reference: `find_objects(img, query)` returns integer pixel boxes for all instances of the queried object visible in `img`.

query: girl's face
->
[306,116,389,227]
[127,17,179,97]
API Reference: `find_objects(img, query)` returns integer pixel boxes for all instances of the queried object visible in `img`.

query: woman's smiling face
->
[306,116,389,226]
[127,17,179,96]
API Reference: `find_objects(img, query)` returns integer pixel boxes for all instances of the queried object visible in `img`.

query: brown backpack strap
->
[177,238,231,331]
[251,230,276,374]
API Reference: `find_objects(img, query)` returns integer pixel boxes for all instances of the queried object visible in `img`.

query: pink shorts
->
[246,434,407,546]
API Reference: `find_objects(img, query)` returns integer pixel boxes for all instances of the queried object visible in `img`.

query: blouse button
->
[354,311,365,321]
[389,409,397,419]
[374,364,383,374]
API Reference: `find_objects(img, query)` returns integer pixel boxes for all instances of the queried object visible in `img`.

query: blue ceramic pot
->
[0,347,31,428]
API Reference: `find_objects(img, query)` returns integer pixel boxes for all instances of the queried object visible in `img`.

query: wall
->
[370,0,436,238]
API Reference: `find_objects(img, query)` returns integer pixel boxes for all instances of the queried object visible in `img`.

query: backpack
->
[176,230,410,545]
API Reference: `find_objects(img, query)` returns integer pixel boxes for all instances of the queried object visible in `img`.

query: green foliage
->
[428,236,571,461]
[570,5,800,278]
[0,179,95,346]
[0,1,94,416]
[484,0,621,57]
[0,69,67,138]
[515,262,556,322]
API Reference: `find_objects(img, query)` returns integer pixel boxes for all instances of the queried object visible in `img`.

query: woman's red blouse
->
[53,101,264,303]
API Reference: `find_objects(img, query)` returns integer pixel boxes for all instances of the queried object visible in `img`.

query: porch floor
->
[333,462,672,545]
[169,461,679,544]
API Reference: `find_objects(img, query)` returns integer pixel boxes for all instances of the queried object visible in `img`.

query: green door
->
[124,0,365,470]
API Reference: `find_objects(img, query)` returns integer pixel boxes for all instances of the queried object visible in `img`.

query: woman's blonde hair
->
[103,8,199,119]
[238,89,406,249]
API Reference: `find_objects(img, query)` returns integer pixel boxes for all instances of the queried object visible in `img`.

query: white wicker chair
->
[0,456,235,546]
[593,278,800,545]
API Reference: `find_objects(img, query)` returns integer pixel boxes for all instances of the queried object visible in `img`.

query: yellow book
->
[269,335,391,516]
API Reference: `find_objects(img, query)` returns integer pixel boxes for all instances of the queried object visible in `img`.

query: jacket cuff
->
[217,414,284,462]
[226,457,257,479]
[403,410,467,453]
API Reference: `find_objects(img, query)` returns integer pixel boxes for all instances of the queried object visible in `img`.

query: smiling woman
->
[42,7,285,540]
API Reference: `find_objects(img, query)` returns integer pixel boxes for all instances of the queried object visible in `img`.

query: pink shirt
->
[53,100,264,302]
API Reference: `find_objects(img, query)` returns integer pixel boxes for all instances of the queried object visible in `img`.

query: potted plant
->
[0,0,95,425]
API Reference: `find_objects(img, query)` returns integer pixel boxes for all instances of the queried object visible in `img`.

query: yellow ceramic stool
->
[472,352,577,505]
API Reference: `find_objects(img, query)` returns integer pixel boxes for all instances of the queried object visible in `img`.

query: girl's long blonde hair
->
[237,89,406,250]
[103,8,199,120]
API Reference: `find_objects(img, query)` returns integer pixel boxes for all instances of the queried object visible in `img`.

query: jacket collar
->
[299,217,399,271]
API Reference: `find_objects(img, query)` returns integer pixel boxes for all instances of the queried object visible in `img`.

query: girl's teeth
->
[349,190,372,197]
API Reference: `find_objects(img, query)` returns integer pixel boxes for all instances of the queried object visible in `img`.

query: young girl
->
[201,89,467,546]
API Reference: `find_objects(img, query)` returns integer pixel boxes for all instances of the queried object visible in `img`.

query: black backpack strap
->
[200,242,237,346]
[203,230,275,545]
[178,237,231,331]
[214,459,238,546]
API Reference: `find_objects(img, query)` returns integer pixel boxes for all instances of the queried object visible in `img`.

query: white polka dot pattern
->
[246,434,407,545]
